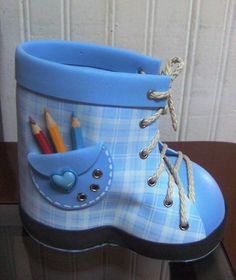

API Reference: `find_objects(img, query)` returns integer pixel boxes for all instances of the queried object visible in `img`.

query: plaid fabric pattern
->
[17,87,206,244]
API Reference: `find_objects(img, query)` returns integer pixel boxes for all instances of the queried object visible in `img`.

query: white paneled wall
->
[0,0,236,142]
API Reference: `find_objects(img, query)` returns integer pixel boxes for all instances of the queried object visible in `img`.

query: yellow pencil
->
[44,108,67,153]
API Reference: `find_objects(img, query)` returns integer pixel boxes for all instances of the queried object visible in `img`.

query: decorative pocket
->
[27,143,113,210]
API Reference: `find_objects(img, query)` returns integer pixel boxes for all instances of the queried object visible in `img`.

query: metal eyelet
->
[147,90,156,100]
[138,67,145,74]
[147,177,157,187]
[77,193,87,202]
[139,119,147,128]
[164,199,173,208]
[179,222,189,231]
[161,106,168,115]
[90,184,100,192]
[139,150,148,159]
[92,169,103,179]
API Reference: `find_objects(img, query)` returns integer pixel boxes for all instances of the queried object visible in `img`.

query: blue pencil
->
[71,112,84,149]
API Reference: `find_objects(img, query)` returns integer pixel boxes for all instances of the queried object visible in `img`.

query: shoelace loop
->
[139,57,195,230]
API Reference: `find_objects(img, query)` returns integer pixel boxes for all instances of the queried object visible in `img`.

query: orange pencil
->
[29,116,53,154]
[44,109,67,153]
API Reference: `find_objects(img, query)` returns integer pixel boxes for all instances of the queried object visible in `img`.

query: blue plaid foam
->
[17,87,206,244]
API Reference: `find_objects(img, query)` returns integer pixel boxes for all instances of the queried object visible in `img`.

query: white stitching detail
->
[31,144,113,210]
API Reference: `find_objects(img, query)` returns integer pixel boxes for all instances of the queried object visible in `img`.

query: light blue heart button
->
[51,170,76,193]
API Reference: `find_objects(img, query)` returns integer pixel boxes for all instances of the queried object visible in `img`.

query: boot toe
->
[167,152,226,236]
[191,162,226,236]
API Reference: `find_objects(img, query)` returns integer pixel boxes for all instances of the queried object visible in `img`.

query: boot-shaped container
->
[15,41,226,261]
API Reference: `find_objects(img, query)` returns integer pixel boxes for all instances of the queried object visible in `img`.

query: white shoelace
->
[139,58,195,230]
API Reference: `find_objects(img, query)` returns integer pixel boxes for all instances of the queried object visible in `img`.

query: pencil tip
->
[29,116,36,124]
[44,108,48,114]
[71,112,81,128]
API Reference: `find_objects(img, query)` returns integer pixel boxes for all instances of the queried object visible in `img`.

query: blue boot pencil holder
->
[15,41,226,261]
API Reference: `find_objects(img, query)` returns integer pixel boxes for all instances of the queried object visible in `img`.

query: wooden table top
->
[0,141,235,271]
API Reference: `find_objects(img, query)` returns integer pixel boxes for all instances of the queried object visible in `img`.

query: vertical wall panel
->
[150,0,192,141]
[113,0,148,53]
[1,0,235,142]
[70,0,108,44]
[28,0,64,40]
[0,0,22,141]
[183,0,228,140]
[216,1,236,142]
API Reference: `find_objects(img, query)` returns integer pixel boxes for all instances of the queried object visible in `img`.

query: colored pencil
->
[44,109,67,153]
[71,112,84,149]
[29,116,53,154]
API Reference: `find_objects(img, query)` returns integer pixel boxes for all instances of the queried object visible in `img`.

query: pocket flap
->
[28,143,104,177]
[27,143,113,210]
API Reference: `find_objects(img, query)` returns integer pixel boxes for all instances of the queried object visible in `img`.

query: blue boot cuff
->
[15,40,170,108]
